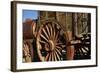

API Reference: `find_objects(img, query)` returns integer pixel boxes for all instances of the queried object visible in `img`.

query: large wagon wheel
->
[36,20,67,61]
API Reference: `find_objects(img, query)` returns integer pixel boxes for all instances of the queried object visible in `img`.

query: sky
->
[22,10,39,22]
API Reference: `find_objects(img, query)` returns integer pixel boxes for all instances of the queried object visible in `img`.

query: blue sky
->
[22,10,39,22]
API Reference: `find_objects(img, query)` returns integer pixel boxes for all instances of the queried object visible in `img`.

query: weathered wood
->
[72,13,78,37]
[65,31,75,60]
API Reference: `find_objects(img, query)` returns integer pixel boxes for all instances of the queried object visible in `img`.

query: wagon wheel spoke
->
[56,42,66,48]
[51,52,54,61]
[55,31,59,42]
[45,53,49,61]
[40,34,48,42]
[42,28,49,39]
[48,23,53,36]
[48,53,52,61]
[54,50,61,60]
[53,51,57,61]
[83,47,89,52]
[79,48,84,56]
[56,46,62,50]
[55,48,61,55]
[46,25,50,36]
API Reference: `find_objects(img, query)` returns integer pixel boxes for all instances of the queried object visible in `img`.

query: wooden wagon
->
[23,11,91,62]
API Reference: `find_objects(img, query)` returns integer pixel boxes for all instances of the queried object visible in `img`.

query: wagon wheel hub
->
[48,40,55,51]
